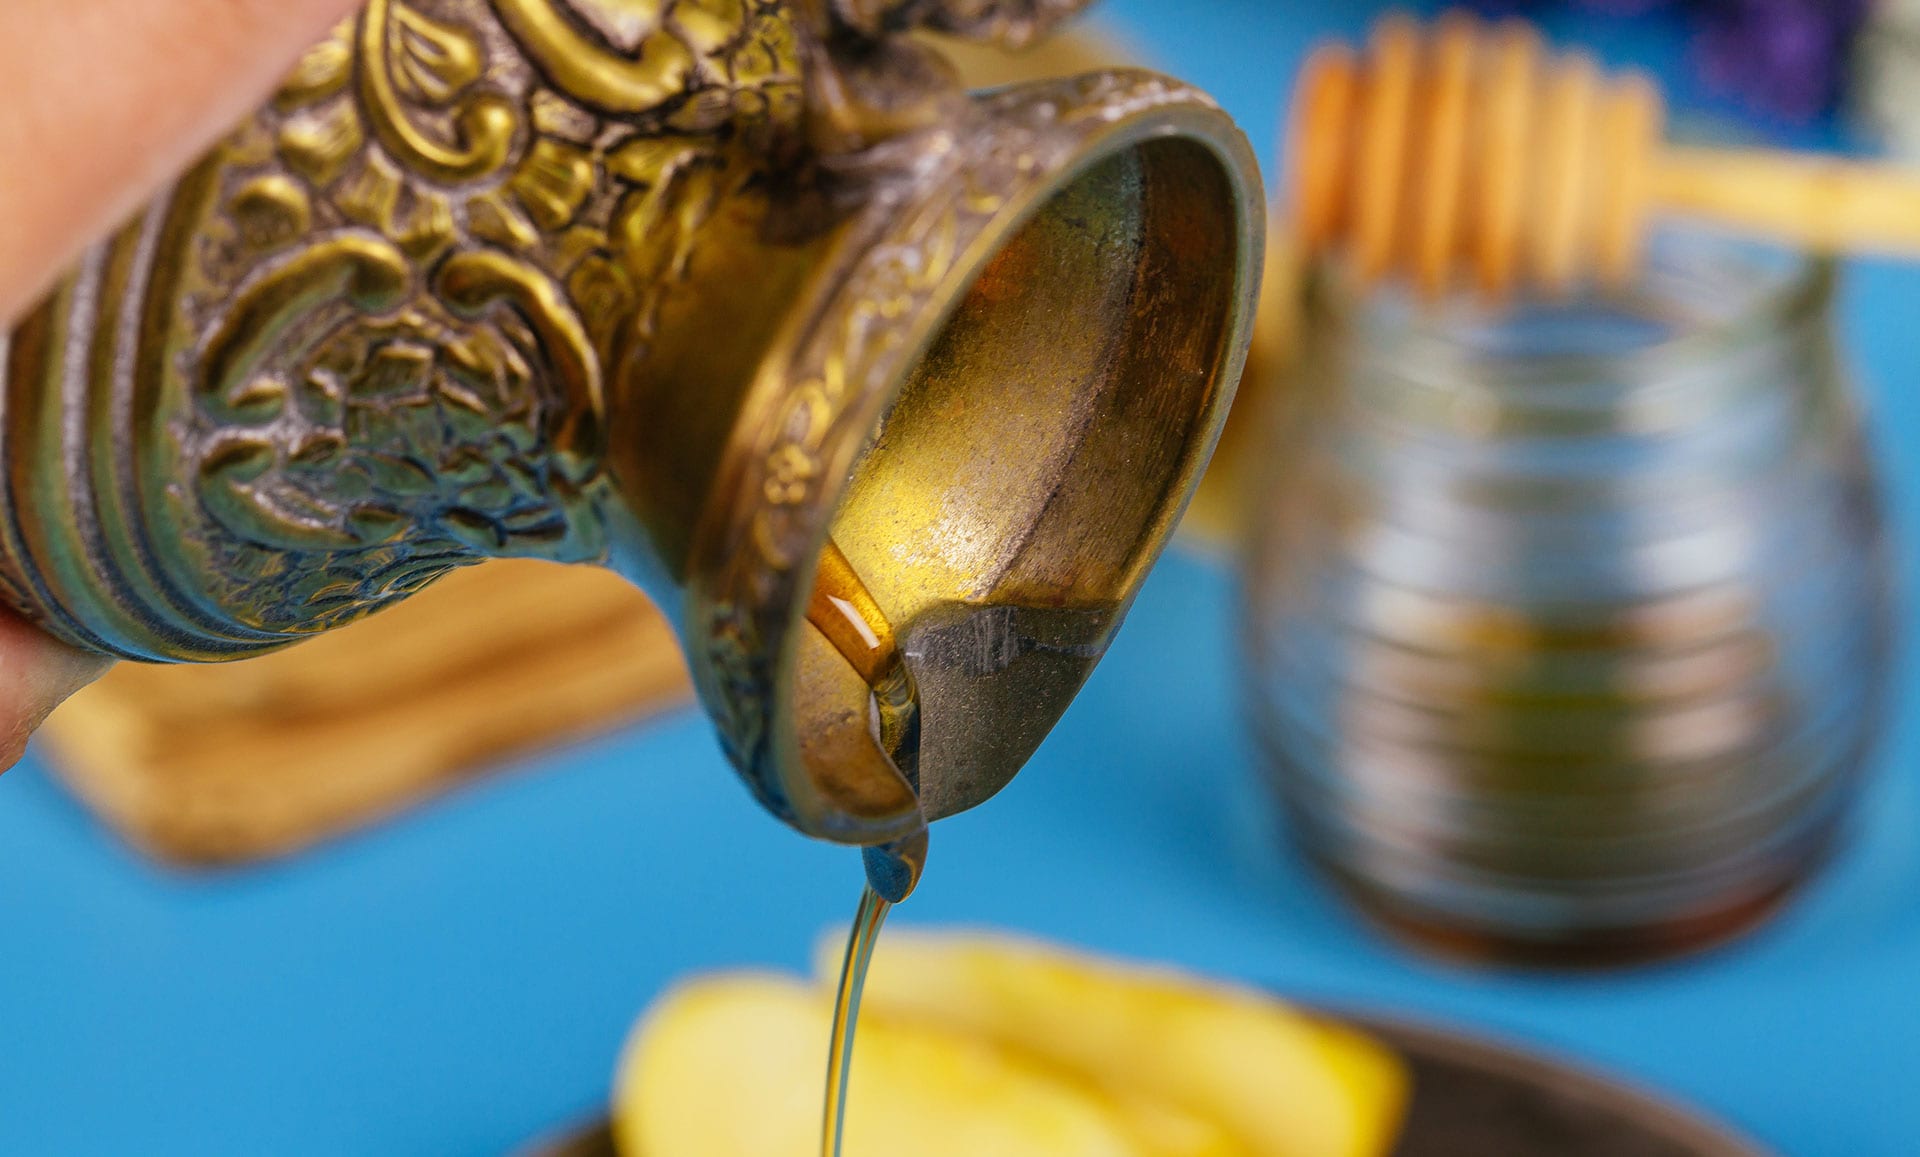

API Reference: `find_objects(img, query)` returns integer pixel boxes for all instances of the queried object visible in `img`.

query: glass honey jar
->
[1243,232,1896,966]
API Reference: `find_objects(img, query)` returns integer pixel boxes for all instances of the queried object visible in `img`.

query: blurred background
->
[8,0,1920,1152]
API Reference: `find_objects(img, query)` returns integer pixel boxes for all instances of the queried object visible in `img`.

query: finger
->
[0,0,362,326]
[0,609,110,773]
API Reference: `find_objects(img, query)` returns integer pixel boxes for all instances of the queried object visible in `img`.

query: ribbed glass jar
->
[1242,235,1896,966]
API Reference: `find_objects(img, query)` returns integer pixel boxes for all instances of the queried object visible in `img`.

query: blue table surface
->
[6,3,1919,1154]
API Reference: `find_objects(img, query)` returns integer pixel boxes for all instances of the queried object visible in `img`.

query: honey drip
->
[808,538,920,769]
[806,538,925,1157]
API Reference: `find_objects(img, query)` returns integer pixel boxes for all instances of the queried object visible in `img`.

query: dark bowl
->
[523,1012,1768,1157]
[1353,1014,1768,1157]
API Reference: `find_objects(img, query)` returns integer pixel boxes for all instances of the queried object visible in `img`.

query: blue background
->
[4,2,1916,1153]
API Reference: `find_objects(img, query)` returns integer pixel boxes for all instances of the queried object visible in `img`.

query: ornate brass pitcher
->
[0,0,1261,855]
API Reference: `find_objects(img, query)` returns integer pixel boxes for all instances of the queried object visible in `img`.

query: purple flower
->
[1462,0,1684,15]
[1568,0,1684,11]
[1459,0,1870,121]
[1697,0,1872,121]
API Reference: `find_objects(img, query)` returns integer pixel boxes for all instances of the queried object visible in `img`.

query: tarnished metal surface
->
[0,0,1263,845]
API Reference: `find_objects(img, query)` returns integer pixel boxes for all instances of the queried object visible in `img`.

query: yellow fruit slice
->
[614,972,1156,1157]
[1111,1096,1251,1156]
[818,933,1409,1157]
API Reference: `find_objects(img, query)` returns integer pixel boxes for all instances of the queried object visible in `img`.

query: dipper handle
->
[1290,12,1920,300]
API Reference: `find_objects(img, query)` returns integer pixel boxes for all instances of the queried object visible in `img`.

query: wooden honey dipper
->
[1291,13,1920,299]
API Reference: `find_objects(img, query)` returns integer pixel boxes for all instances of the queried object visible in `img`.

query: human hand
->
[0,0,363,769]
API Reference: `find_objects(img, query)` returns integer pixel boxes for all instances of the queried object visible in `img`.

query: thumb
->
[0,611,111,773]
[0,0,363,326]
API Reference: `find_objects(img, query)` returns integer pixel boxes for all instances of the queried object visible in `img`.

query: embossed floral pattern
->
[180,0,812,631]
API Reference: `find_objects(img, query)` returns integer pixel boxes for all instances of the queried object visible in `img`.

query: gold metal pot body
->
[0,0,1262,847]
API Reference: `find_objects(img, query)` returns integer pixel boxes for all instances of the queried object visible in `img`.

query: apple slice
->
[615,972,1221,1157]
[818,933,1408,1157]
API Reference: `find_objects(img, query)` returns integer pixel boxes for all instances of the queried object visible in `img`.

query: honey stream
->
[820,885,892,1157]
[807,539,922,1157]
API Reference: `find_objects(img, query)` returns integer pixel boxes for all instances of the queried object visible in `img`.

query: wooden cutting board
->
[40,560,691,864]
